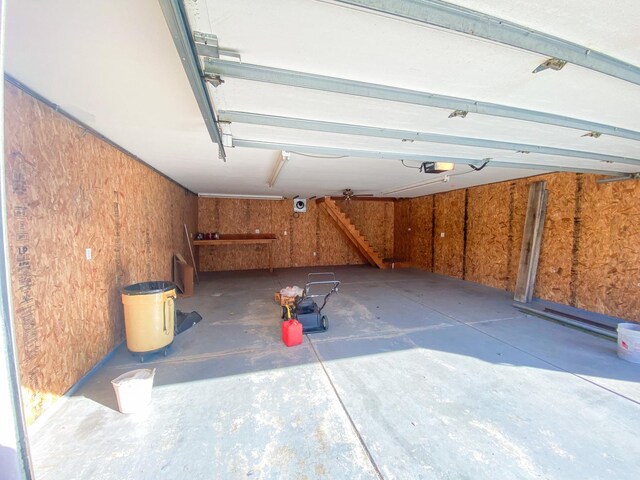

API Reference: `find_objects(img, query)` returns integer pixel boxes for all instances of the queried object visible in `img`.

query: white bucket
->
[617,323,640,364]
[111,368,156,413]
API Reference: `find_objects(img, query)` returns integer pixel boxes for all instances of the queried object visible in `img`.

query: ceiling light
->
[383,176,450,196]
[448,110,468,118]
[198,193,284,200]
[267,151,290,188]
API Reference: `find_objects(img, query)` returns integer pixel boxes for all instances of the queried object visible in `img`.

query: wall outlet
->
[255,229,260,234]
[313,252,317,256]
[408,227,412,231]
[283,230,287,236]
[440,232,445,238]
[85,248,92,260]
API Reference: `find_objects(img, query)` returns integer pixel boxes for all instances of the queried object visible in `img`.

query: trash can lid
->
[122,281,176,295]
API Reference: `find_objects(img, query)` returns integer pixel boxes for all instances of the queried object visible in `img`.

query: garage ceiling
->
[4,0,640,197]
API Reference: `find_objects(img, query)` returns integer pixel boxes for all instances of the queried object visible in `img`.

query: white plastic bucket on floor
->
[111,368,156,413]
[617,323,640,363]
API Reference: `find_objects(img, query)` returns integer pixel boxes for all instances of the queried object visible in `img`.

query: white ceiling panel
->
[227,123,639,173]
[444,0,640,66]
[212,79,640,158]
[194,0,640,128]
[4,0,639,198]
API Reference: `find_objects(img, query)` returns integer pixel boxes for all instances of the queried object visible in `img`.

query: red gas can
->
[282,319,303,347]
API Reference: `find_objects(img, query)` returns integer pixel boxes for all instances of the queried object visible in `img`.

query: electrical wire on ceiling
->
[383,164,483,195]
[402,159,491,174]
[401,159,422,170]
[468,160,490,171]
[290,151,348,159]
[448,166,482,179]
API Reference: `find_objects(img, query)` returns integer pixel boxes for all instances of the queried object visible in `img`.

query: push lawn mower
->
[281,273,340,333]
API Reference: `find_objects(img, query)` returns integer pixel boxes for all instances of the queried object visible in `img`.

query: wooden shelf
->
[193,238,276,246]
[192,234,277,271]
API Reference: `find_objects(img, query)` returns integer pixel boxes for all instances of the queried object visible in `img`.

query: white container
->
[111,368,156,413]
[617,323,640,364]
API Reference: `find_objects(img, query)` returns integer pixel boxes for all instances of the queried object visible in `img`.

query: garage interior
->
[1,1,640,479]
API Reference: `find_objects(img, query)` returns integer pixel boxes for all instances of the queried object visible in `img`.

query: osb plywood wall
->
[340,199,394,258]
[394,172,640,322]
[394,197,433,269]
[4,82,198,424]
[433,190,466,279]
[198,198,395,271]
[465,182,513,290]
[574,175,640,320]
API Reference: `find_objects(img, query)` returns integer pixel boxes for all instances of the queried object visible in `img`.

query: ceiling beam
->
[158,0,226,161]
[333,0,640,86]
[219,110,640,166]
[204,59,640,142]
[231,138,630,176]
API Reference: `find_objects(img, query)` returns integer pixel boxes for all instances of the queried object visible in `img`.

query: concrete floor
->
[29,266,640,479]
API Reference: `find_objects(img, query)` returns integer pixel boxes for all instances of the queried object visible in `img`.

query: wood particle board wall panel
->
[532,174,577,303]
[270,201,293,269]
[506,173,576,300]
[393,200,412,260]
[4,82,197,424]
[401,171,639,322]
[317,205,356,265]
[433,190,465,278]
[290,200,319,268]
[408,197,434,269]
[197,198,394,271]
[341,200,394,258]
[465,182,511,289]
[574,176,640,322]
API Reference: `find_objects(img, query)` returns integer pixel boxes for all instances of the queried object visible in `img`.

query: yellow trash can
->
[121,281,176,362]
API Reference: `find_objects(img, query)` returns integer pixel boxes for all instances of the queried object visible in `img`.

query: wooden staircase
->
[317,197,387,269]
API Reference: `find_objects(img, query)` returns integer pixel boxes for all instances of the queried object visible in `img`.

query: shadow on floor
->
[77,266,640,413]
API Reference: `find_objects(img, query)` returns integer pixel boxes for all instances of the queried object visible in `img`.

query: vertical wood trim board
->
[462,189,469,279]
[569,174,584,307]
[514,181,549,303]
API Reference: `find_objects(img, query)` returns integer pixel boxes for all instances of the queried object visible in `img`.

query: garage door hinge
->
[193,31,241,62]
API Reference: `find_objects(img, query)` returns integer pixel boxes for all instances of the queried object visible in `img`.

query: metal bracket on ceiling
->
[193,31,241,61]
[582,131,602,138]
[532,58,568,74]
[448,109,468,119]
[596,172,640,184]
[205,75,224,87]
[221,133,234,148]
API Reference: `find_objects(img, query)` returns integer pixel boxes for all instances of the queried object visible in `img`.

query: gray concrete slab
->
[471,315,640,403]
[388,274,528,323]
[31,346,377,480]
[316,325,640,479]
[29,266,640,479]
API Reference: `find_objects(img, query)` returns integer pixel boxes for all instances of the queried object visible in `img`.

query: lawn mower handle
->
[302,280,340,298]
